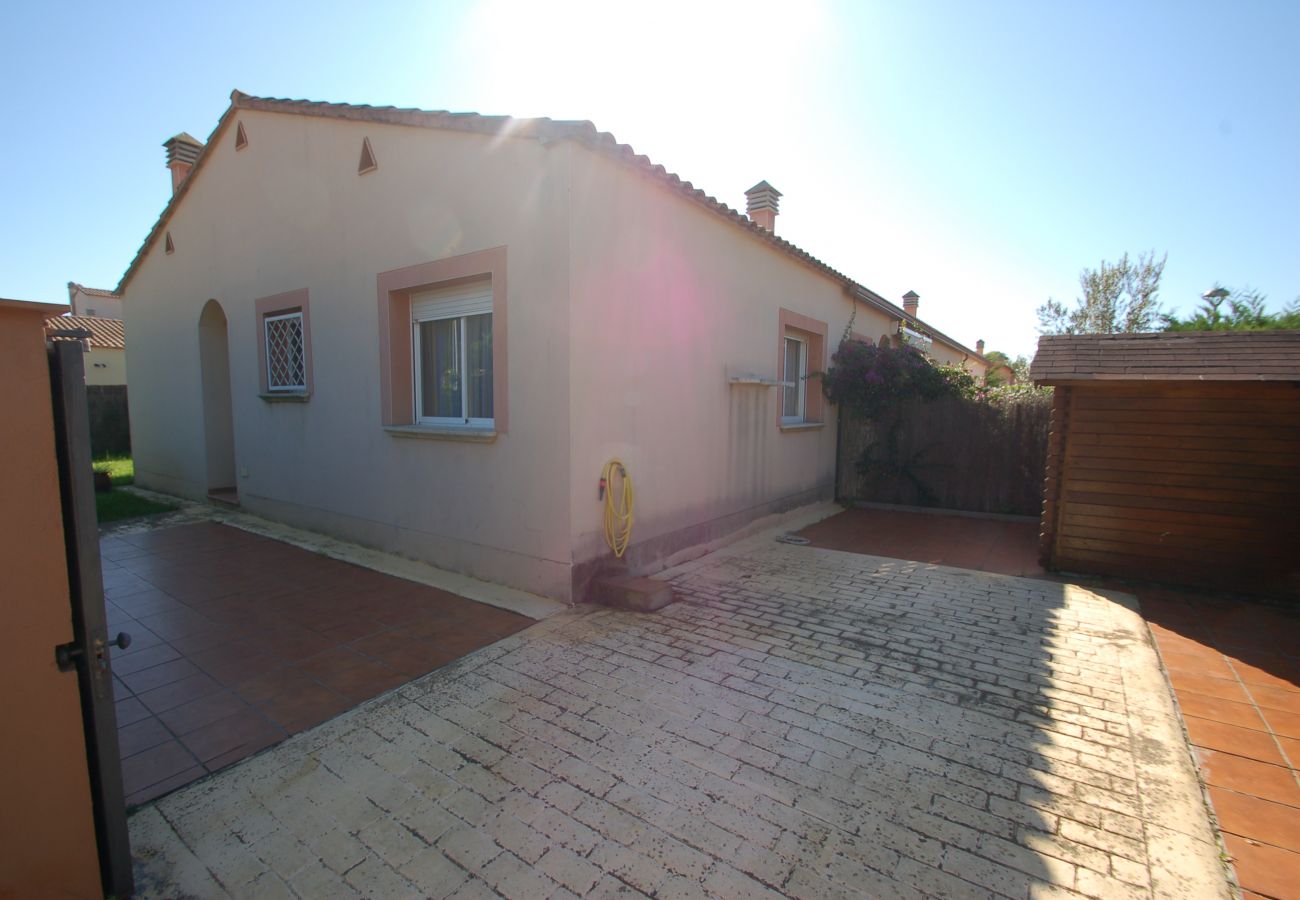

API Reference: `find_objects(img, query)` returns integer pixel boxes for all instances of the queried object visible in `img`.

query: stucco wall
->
[84,346,126,385]
[124,111,575,599]
[0,302,102,899]
[565,151,906,577]
[70,287,123,319]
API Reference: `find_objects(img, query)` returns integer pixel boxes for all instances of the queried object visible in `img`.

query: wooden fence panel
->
[86,385,130,459]
[837,393,1052,516]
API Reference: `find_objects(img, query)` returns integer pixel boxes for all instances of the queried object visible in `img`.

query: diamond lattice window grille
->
[265,312,306,391]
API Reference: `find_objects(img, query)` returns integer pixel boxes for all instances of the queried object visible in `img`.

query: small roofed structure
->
[1032,331,1300,596]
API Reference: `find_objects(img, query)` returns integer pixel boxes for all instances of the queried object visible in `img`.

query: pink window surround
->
[777,308,827,428]
[376,246,508,432]
[254,288,313,395]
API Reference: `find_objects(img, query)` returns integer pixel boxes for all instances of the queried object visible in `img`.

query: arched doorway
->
[198,299,237,501]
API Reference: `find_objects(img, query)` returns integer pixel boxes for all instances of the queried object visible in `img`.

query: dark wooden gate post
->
[48,338,134,898]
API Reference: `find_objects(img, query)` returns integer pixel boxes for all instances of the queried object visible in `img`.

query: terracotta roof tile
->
[46,315,125,350]
[113,91,984,361]
[1030,331,1300,383]
[67,282,122,299]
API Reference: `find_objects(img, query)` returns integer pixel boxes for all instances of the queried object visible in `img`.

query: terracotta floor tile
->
[233,665,318,704]
[1160,648,1237,679]
[1209,786,1300,853]
[188,642,284,684]
[137,609,220,642]
[125,765,207,808]
[112,589,187,618]
[1278,736,1300,769]
[205,729,282,773]
[115,696,151,728]
[1176,691,1269,731]
[296,646,372,678]
[315,617,388,643]
[1196,749,1300,808]
[313,659,406,702]
[1167,669,1251,704]
[110,642,182,677]
[349,630,414,657]
[180,709,283,764]
[1183,716,1288,766]
[1230,657,1300,693]
[119,656,201,695]
[258,628,335,662]
[137,672,223,714]
[117,716,173,757]
[168,624,241,655]
[1224,833,1300,900]
[120,739,201,796]
[1263,707,1300,741]
[257,683,351,734]
[1251,684,1300,714]
[157,689,250,736]
[368,641,460,678]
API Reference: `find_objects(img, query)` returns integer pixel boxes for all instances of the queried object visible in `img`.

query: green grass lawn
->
[94,456,135,486]
[93,457,177,524]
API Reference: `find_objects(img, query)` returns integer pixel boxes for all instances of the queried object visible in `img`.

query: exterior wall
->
[1044,382,1300,596]
[84,345,126,385]
[565,151,903,587]
[124,112,575,599]
[0,302,102,899]
[70,286,123,319]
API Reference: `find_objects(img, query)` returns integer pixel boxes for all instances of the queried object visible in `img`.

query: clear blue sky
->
[3,0,1297,358]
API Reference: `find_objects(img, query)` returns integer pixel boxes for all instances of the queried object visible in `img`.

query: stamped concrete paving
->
[130,537,1229,898]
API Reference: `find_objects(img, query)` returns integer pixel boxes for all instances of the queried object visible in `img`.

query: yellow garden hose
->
[601,459,634,558]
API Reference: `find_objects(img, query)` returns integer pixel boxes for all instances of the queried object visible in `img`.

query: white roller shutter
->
[411,278,492,321]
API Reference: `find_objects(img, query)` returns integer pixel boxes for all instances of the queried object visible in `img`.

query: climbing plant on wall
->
[821,339,975,420]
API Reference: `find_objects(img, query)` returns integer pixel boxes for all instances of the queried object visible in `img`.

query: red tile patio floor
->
[796,505,1045,577]
[101,522,532,807]
[797,506,1300,899]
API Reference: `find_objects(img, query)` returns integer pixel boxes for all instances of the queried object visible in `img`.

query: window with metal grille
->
[264,311,306,391]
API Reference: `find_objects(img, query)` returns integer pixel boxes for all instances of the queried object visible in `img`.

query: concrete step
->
[595,575,676,612]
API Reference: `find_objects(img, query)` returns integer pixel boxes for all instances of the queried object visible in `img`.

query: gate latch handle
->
[55,632,132,673]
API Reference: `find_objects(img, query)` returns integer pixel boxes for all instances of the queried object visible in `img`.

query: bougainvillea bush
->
[820,340,976,420]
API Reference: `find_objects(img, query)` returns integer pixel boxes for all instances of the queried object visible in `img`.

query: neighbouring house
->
[1032,331,1300,597]
[114,90,987,602]
[45,315,126,386]
[45,314,132,458]
[68,282,124,320]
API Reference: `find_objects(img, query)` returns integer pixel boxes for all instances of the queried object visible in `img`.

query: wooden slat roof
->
[1030,331,1300,383]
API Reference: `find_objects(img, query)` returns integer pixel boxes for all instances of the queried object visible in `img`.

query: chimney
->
[902,290,919,318]
[163,132,204,194]
[744,181,782,233]
[976,339,985,355]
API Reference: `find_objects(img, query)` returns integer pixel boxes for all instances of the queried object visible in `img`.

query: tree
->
[981,351,1030,386]
[1162,285,1300,331]
[1038,251,1167,334]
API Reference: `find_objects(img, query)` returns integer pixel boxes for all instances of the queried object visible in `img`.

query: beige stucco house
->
[68,282,124,321]
[115,91,986,602]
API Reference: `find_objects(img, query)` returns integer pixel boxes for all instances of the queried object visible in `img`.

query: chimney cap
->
[902,290,920,301]
[163,132,204,167]
[744,180,782,215]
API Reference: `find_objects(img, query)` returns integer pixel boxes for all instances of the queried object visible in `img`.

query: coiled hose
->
[601,459,634,558]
